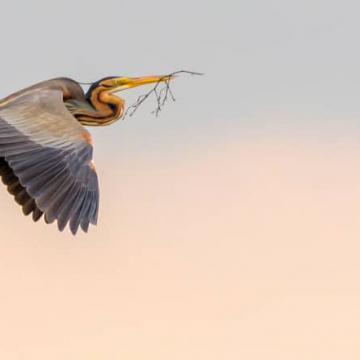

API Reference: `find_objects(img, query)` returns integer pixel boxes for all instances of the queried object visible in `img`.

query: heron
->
[0,75,174,235]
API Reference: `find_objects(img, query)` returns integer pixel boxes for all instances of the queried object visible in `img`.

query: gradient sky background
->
[1,0,360,358]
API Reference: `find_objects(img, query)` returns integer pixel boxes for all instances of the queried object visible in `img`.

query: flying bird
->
[0,75,174,234]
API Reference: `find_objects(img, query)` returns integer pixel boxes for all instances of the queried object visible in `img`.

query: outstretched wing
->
[0,84,99,235]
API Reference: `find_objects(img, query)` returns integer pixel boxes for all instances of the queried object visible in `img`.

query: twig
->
[122,70,203,119]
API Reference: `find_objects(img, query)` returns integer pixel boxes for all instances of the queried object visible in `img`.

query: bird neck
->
[78,87,124,126]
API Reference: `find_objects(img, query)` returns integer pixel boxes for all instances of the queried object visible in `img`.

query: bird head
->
[82,74,176,126]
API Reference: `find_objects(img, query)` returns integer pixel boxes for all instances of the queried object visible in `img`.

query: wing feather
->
[0,157,44,221]
[0,82,99,234]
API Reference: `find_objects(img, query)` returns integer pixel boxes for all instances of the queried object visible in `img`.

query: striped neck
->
[77,86,124,126]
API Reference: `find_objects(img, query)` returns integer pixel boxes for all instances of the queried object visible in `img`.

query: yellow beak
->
[109,75,175,93]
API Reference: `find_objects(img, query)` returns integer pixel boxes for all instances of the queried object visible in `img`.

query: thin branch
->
[121,70,203,120]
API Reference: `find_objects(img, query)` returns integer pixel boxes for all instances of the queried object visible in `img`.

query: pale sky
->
[1,0,360,358]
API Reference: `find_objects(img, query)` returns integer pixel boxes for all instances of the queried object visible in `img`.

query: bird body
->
[0,75,173,234]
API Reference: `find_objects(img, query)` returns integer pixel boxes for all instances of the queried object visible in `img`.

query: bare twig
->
[121,70,203,119]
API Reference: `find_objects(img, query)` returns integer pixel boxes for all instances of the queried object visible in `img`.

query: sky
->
[1,0,360,358]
